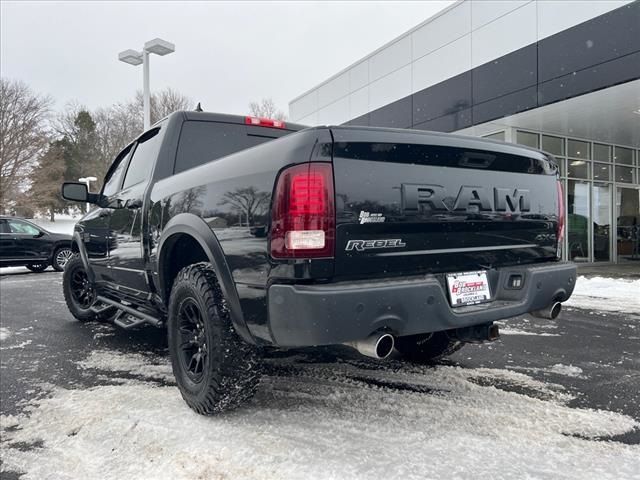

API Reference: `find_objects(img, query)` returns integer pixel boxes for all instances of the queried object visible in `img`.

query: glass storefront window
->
[483,131,505,141]
[616,187,640,263]
[614,147,633,165]
[592,184,611,262]
[568,160,590,179]
[517,131,539,148]
[567,180,590,262]
[567,139,590,159]
[593,163,610,181]
[502,130,639,264]
[615,166,634,183]
[593,143,611,162]
[541,135,564,156]
[557,158,566,177]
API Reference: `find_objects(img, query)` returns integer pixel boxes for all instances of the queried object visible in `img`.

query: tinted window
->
[174,121,285,174]
[8,219,40,235]
[122,127,161,190]
[0,220,10,234]
[102,145,133,197]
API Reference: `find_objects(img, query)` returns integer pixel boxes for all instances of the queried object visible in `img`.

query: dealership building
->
[289,0,640,264]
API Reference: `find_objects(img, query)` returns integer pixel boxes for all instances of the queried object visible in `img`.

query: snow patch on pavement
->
[0,339,33,350]
[565,276,640,314]
[499,328,561,337]
[549,364,584,378]
[78,350,174,383]
[1,353,639,480]
[0,327,10,341]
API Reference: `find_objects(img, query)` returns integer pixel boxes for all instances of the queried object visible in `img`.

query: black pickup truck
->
[61,111,576,414]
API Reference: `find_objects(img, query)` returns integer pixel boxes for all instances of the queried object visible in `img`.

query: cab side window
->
[0,220,10,234]
[122,127,161,190]
[102,145,133,197]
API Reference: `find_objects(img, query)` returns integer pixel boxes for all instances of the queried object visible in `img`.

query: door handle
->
[127,199,143,210]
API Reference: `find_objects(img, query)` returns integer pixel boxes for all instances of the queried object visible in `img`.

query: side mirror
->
[61,182,88,202]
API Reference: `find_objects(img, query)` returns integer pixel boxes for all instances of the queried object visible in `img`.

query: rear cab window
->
[173,121,291,174]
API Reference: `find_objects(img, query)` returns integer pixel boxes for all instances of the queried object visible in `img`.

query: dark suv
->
[0,217,73,272]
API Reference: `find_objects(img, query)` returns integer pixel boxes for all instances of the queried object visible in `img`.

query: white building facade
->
[289,0,640,264]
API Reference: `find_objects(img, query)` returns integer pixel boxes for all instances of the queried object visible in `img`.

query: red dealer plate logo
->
[446,271,491,307]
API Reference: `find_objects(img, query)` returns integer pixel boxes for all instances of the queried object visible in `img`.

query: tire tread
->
[168,262,259,415]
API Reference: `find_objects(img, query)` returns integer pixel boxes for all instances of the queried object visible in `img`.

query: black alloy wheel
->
[69,266,95,309]
[177,297,208,383]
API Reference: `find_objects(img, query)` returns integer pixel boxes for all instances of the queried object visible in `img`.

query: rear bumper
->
[267,261,576,347]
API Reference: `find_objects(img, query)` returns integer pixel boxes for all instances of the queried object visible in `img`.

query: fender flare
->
[156,213,254,345]
[72,232,95,283]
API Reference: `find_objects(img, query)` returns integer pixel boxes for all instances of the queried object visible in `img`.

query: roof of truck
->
[159,110,309,133]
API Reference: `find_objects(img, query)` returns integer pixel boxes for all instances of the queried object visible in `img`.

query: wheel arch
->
[156,213,254,345]
[71,232,94,282]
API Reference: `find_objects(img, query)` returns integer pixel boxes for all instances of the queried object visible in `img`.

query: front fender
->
[156,213,254,345]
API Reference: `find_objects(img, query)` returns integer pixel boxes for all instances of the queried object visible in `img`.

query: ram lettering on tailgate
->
[402,184,530,213]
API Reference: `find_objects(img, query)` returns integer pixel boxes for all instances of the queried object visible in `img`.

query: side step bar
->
[95,295,163,329]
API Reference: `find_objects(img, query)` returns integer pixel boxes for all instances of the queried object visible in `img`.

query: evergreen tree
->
[28,141,67,221]
[64,110,100,183]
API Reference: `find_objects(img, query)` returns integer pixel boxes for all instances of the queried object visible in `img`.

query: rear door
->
[107,126,163,294]
[330,128,559,278]
[0,220,17,260]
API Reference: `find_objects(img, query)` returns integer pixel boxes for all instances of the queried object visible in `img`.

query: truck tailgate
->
[330,127,560,278]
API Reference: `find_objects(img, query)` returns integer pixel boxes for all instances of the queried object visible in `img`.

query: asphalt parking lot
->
[1,268,639,479]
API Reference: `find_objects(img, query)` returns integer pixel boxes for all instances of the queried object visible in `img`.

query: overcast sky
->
[1,1,452,117]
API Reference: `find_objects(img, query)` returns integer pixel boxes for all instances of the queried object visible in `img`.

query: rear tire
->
[52,246,74,271]
[395,331,464,364]
[26,263,48,272]
[168,262,259,415]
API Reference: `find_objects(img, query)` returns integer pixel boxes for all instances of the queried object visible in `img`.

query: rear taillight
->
[245,116,286,129]
[556,180,565,254]
[270,162,335,259]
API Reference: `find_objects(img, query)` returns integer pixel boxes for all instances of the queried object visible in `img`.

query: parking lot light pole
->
[118,38,175,130]
[78,176,97,213]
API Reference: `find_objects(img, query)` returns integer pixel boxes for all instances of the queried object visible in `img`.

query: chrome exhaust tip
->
[532,301,562,320]
[345,333,395,360]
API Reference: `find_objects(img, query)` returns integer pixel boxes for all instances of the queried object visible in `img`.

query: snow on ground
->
[549,364,585,378]
[0,266,31,274]
[0,327,10,341]
[0,339,33,351]
[1,352,639,480]
[498,328,560,336]
[564,276,640,314]
[31,216,78,235]
[78,350,175,383]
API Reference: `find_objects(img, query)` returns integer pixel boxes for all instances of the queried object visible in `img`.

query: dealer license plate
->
[446,271,491,307]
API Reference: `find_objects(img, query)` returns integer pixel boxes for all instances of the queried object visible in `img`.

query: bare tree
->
[92,88,192,178]
[248,98,287,120]
[0,78,52,213]
[218,187,270,225]
[132,87,193,126]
